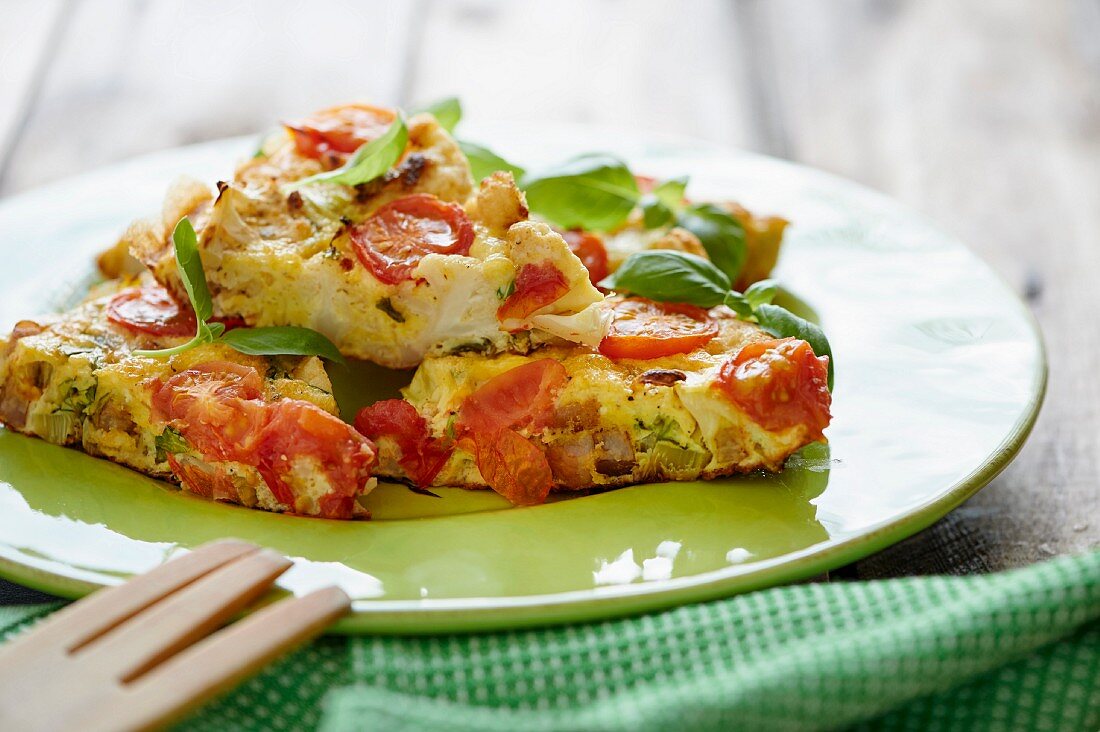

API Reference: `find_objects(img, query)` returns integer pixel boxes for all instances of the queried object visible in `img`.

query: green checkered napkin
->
[2,551,1097,731]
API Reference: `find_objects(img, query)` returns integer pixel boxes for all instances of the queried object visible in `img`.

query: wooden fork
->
[0,540,349,732]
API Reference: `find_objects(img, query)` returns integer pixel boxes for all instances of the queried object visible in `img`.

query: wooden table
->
[0,0,1097,595]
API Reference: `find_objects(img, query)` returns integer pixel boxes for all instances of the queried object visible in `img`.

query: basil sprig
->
[284,114,408,191]
[413,97,461,133]
[600,250,833,389]
[460,140,526,183]
[133,218,345,364]
[640,176,688,228]
[520,154,641,231]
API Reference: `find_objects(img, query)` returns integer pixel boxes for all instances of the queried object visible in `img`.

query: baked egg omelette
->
[358,296,831,505]
[118,105,606,368]
[0,283,377,518]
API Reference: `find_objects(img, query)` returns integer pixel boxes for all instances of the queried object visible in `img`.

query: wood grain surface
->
[0,0,1097,579]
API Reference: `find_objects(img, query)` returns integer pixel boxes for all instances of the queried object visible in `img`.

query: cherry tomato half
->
[350,194,475,284]
[355,399,453,487]
[286,103,396,163]
[496,261,569,323]
[715,337,831,439]
[599,298,718,360]
[107,285,197,337]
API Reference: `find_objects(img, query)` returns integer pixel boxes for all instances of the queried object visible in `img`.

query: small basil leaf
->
[220,326,346,365]
[653,176,688,212]
[754,304,835,390]
[640,196,674,229]
[600,250,729,308]
[677,203,747,283]
[287,114,408,190]
[414,97,462,133]
[172,218,213,323]
[722,291,753,319]
[521,153,640,231]
[744,278,779,309]
[458,140,526,182]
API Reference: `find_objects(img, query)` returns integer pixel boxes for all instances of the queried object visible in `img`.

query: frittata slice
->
[357,296,831,505]
[0,283,377,518]
[124,104,607,368]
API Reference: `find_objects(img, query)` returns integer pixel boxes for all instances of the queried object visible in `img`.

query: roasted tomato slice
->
[256,400,377,519]
[107,285,197,337]
[350,194,475,284]
[286,103,396,163]
[715,337,831,439]
[562,230,609,286]
[497,261,570,323]
[167,454,239,503]
[152,362,266,462]
[468,428,554,506]
[454,359,566,506]
[457,359,568,435]
[355,399,453,487]
[599,298,718,360]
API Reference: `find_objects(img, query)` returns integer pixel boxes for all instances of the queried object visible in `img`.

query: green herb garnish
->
[134,218,345,364]
[460,141,526,183]
[413,97,462,133]
[520,153,640,231]
[600,250,834,389]
[284,114,408,191]
[155,427,190,462]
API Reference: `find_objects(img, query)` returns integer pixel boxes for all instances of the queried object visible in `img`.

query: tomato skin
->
[599,298,718,360]
[497,262,569,323]
[167,454,239,503]
[454,359,567,505]
[715,337,831,439]
[152,362,266,462]
[355,399,453,487]
[286,103,396,163]
[457,359,568,435]
[350,194,475,284]
[561,230,609,286]
[154,361,377,519]
[107,285,197,337]
[255,400,377,518]
[469,428,554,506]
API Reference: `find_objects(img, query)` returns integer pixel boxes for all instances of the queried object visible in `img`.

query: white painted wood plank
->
[0,0,417,194]
[0,0,66,179]
[407,0,757,148]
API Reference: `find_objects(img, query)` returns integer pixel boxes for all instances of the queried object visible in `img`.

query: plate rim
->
[0,133,1048,634]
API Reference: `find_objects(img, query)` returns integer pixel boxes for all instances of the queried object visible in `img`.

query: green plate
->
[0,124,1045,634]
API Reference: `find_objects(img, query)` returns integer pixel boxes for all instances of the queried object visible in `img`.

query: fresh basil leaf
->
[653,176,688,211]
[721,291,753,319]
[172,218,213,323]
[155,427,190,462]
[521,153,640,231]
[414,97,462,133]
[221,326,346,365]
[640,197,674,228]
[640,178,689,228]
[458,140,526,183]
[754,304,835,390]
[744,278,779,309]
[600,250,729,308]
[677,203,747,283]
[287,114,408,190]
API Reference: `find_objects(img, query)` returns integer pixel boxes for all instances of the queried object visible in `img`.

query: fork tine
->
[86,587,350,732]
[74,548,293,682]
[0,540,257,661]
